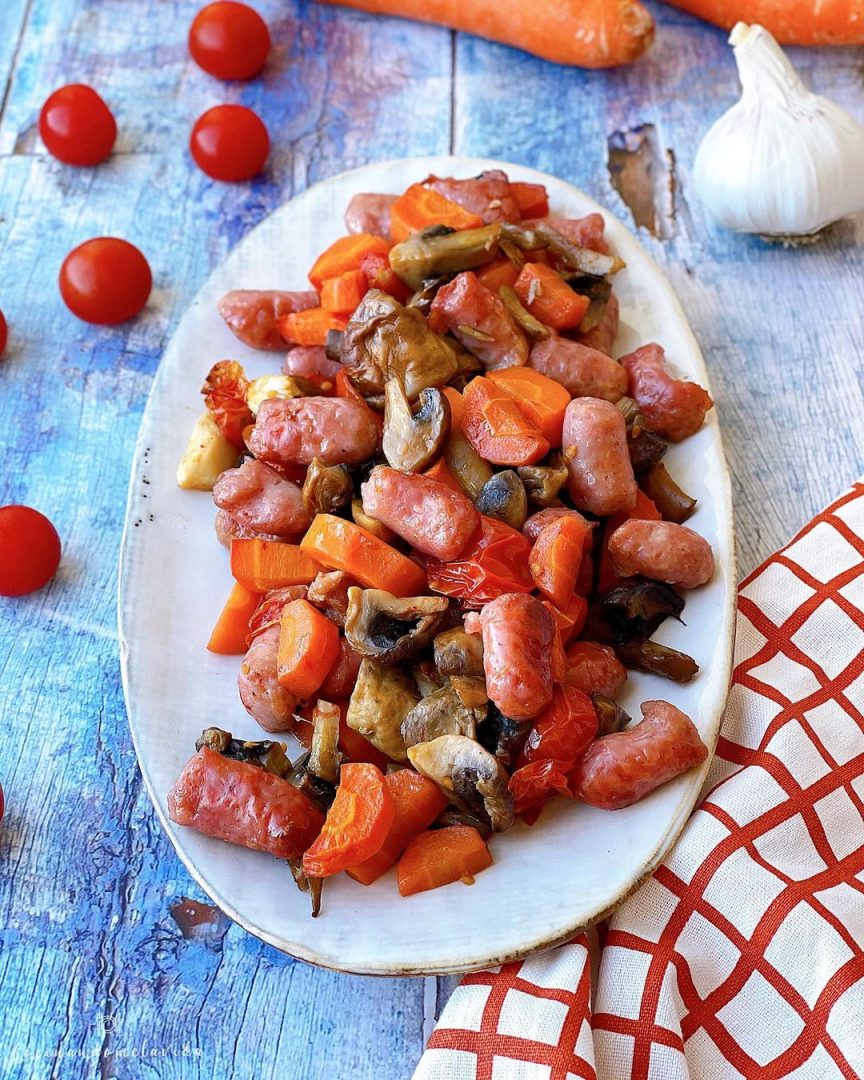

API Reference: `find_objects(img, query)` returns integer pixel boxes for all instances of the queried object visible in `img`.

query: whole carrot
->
[662,0,864,45]
[317,0,654,68]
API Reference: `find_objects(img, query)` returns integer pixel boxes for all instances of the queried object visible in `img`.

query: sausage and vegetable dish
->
[171,169,717,914]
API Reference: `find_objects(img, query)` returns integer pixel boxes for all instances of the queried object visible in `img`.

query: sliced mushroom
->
[401,686,482,748]
[598,578,685,644]
[345,587,449,666]
[477,708,531,770]
[474,470,527,530]
[195,728,291,777]
[287,859,324,918]
[306,570,357,629]
[412,659,449,697]
[389,224,501,290]
[406,275,451,316]
[641,463,697,524]
[518,459,569,508]
[435,807,493,839]
[352,498,394,543]
[345,659,420,762]
[308,700,341,785]
[325,329,344,362]
[592,694,632,736]
[433,627,484,677]
[302,458,353,517]
[498,285,550,340]
[444,429,493,500]
[449,675,488,710]
[619,396,668,474]
[615,640,699,684]
[288,750,337,814]
[382,381,451,473]
[408,734,514,832]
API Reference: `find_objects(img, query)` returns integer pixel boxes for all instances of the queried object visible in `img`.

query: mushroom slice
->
[408,735,514,832]
[302,458,353,517]
[401,686,483,749]
[308,700,341,785]
[449,675,488,711]
[412,659,448,698]
[351,498,394,543]
[307,570,357,629]
[346,659,420,762]
[474,470,527,530]
[195,727,291,778]
[345,587,449,666]
[518,459,569,508]
[382,381,451,473]
[477,708,531,770]
[433,627,484,677]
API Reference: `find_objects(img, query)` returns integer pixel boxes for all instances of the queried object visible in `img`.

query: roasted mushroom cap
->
[443,429,493,500]
[433,627,485,677]
[345,658,420,762]
[401,686,483,748]
[474,470,528,530]
[302,458,353,517]
[518,459,569,507]
[389,224,501,290]
[306,570,357,629]
[477,708,531,770]
[449,675,488,710]
[412,660,448,698]
[598,578,685,644]
[408,734,514,832]
[619,396,668,474]
[351,498,394,542]
[195,728,291,777]
[308,700,341,785]
[382,380,451,473]
[345,587,450,665]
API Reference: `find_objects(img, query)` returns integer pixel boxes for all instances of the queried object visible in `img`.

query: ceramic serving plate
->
[118,156,736,976]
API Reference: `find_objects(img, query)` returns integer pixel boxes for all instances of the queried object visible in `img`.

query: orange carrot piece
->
[206,582,261,654]
[514,263,590,331]
[596,488,663,594]
[308,233,390,290]
[303,763,394,878]
[542,593,589,645]
[511,181,549,218]
[300,514,427,597]
[390,184,485,243]
[347,770,449,886]
[529,515,594,609]
[422,456,462,493]
[442,385,465,431]
[320,270,368,314]
[397,826,492,897]
[276,599,340,698]
[476,256,520,293]
[278,307,348,347]
[463,376,550,467]
[316,0,655,68]
[487,366,571,447]
[230,539,320,593]
[662,1,864,46]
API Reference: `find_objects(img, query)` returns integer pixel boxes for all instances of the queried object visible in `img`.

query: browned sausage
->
[576,291,619,356]
[213,459,311,537]
[563,641,628,698]
[620,344,713,443]
[562,398,637,516]
[248,396,379,467]
[214,508,281,548]
[217,290,319,351]
[522,506,591,542]
[526,213,609,254]
[609,519,714,589]
[529,335,627,401]
[480,593,555,721]
[427,170,521,224]
[344,193,397,239]
[283,346,342,381]
[430,271,528,370]
[238,625,297,733]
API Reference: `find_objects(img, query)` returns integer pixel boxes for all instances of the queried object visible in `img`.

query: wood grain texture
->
[0,0,862,1076]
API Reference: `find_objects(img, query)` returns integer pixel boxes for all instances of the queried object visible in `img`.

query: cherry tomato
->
[0,506,62,597]
[0,781,4,824]
[0,309,7,358]
[426,516,534,608]
[190,105,269,182]
[189,2,271,80]
[517,686,598,769]
[508,759,572,818]
[59,238,152,325]
[201,360,253,449]
[39,84,117,166]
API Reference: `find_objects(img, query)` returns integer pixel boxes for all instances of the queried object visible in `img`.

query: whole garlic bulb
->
[694,22,864,241]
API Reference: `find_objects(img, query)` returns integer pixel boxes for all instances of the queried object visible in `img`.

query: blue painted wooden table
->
[1,2,862,1076]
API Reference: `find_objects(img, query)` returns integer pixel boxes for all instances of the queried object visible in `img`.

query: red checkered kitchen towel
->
[415,482,864,1080]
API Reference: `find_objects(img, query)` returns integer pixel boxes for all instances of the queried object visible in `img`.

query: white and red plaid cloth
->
[416,482,864,1080]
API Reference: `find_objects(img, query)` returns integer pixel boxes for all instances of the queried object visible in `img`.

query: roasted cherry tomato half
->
[0,309,7,358]
[39,84,117,166]
[190,105,269,182]
[59,238,152,325]
[189,1,271,80]
[0,506,62,597]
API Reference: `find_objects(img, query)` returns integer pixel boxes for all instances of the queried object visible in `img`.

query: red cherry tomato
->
[0,781,4,824]
[59,238,152,325]
[0,309,7,358]
[39,84,117,166]
[190,105,269,182]
[189,2,271,80]
[0,506,62,597]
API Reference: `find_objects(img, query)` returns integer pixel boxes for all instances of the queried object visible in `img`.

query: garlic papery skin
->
[694,22,864,241]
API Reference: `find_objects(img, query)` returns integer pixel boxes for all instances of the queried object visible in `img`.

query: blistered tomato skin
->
[189,2,271,80]
[480,593,555,721]
[0,310,7,358]
[59,238,152,324]
[571,699,709,810]
[39,84,117,166]
[190,105,269,182]
[0,505,62,597]
[562,397,637,517]
[609,519,715,590]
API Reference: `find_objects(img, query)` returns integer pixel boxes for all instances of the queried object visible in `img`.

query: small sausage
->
[563,641,627,699]
[562,398,637,517]
[344,193,397,239]
[430,272,528,370]
[319,638,364,699]
[168,746,324,858]
[427,170,521,224]
[608,519,714,590]
[248,586,308,641]
[238,625,297,733]
[361,465,479,561]
[529,335,627,401]
[480,593,555,721]
[571,699,709,810]
[283,345,342,381]
[620,344,713,443]
[526,213,609,254]
[213,459,311,537]
[576,291,619,356]
[214,508,280,548]
[248,396,379,467]
[217,289,319,351]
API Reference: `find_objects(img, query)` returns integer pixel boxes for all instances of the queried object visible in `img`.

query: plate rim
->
[118,154,737,977]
